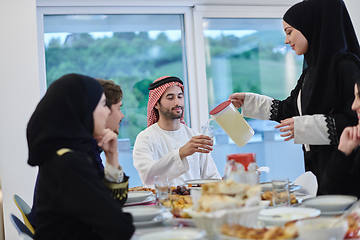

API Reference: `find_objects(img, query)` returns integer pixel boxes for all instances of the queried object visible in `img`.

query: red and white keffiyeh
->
[147,76,185,127]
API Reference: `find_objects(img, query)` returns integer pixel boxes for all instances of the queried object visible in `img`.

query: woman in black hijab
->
[229,0,360,192]
[320,73,360,197]
[27,74,134,240]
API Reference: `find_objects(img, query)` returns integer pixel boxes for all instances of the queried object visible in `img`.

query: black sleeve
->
[327,58,359,141]
[320,148,360,197]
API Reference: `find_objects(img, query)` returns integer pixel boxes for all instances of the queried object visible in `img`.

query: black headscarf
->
[27,74,104,166]
[283,0,360,115]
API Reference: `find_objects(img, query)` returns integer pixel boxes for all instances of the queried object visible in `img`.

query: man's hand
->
[179,135,213,159]
[338,125,360,156]
[96,128,119,167]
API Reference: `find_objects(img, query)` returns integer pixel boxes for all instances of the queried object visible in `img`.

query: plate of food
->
[261,190,298,206]
[219,222,299,240]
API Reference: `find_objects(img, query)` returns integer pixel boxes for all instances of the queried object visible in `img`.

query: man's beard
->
[159,105,184,120]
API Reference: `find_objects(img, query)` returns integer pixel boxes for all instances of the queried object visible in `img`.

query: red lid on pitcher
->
[210,100,232,115]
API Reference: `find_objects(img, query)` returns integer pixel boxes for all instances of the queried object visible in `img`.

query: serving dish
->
[123,205,164,222]
[258,207,320,226]
[125,191,153,204]
[137,228,206,240]
[301,195,357,212]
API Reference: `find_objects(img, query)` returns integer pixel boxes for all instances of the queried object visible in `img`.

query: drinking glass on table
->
[154,175,170,208]
[272,178,290,207]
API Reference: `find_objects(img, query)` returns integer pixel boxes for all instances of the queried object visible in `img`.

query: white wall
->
[0,0,359,239]
[0,0,39,239]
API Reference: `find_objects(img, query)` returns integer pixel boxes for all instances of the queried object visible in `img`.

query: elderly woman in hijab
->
[27,74,134,240]
[229,0,360,193]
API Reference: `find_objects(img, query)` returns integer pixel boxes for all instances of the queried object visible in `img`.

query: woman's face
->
[352,83,360,124]
[283,20,308,56]
[93,93,110,137]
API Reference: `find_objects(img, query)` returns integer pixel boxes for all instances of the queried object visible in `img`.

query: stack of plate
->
[123,205,165,227]
[125,191,154,206]
[301,195,357,216]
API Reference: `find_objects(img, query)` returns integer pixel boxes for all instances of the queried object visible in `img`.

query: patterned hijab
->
[147,76,185,127]
[27,74,103,166]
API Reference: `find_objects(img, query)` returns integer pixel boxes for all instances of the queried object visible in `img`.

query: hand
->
[179,135,213,159]
[338,125,360,156]
[228,92,245,109]
[96,128,119,167]
[275,117,294,141]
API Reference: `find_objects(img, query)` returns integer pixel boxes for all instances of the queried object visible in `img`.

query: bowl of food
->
[123,206,164,222]
[296,217,348,240]
[301,195,357,212]
[258,207,321,226]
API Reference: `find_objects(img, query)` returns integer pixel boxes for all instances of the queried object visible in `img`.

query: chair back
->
[19,233,34,240]
[10,214,34,239]
[13,195,35,234]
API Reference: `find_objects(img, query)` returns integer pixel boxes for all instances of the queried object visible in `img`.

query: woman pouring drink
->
[229,0,360,193]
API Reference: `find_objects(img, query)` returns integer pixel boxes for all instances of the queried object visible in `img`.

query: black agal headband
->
[148,76,183,90]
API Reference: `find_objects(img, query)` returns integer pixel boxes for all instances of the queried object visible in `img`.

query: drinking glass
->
[272,178,290,207]
[202,125,214,141]
[154,175,170,207]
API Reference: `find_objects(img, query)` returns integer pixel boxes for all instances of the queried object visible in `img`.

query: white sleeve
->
[200,153,222,180]
[241,93,274,120]
[104,162,124,183]
[293,115,331,145]
[133,133,189,186]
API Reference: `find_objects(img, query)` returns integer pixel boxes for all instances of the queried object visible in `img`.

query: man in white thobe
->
[133,76,221,187]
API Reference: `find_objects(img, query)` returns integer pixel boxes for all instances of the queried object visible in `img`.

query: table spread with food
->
[124,178,360,240]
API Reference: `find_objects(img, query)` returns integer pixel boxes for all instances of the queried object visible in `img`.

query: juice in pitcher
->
[210,100,254,147]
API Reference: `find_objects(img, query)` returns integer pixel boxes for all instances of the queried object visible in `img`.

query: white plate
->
[184,179,221,185]
[126,191,153,204]
[302,195,357,212]
[320,210,345,216]
[219,233,298,240]
[137,228,206,240]
[123,206,164,222]
[170,217,195,227]
[133,215,166,228]
[258,207,321,226]
[124,195,155,207]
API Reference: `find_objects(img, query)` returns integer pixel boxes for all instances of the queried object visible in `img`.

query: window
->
[195,12,305,181]
[42,12,192,187]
